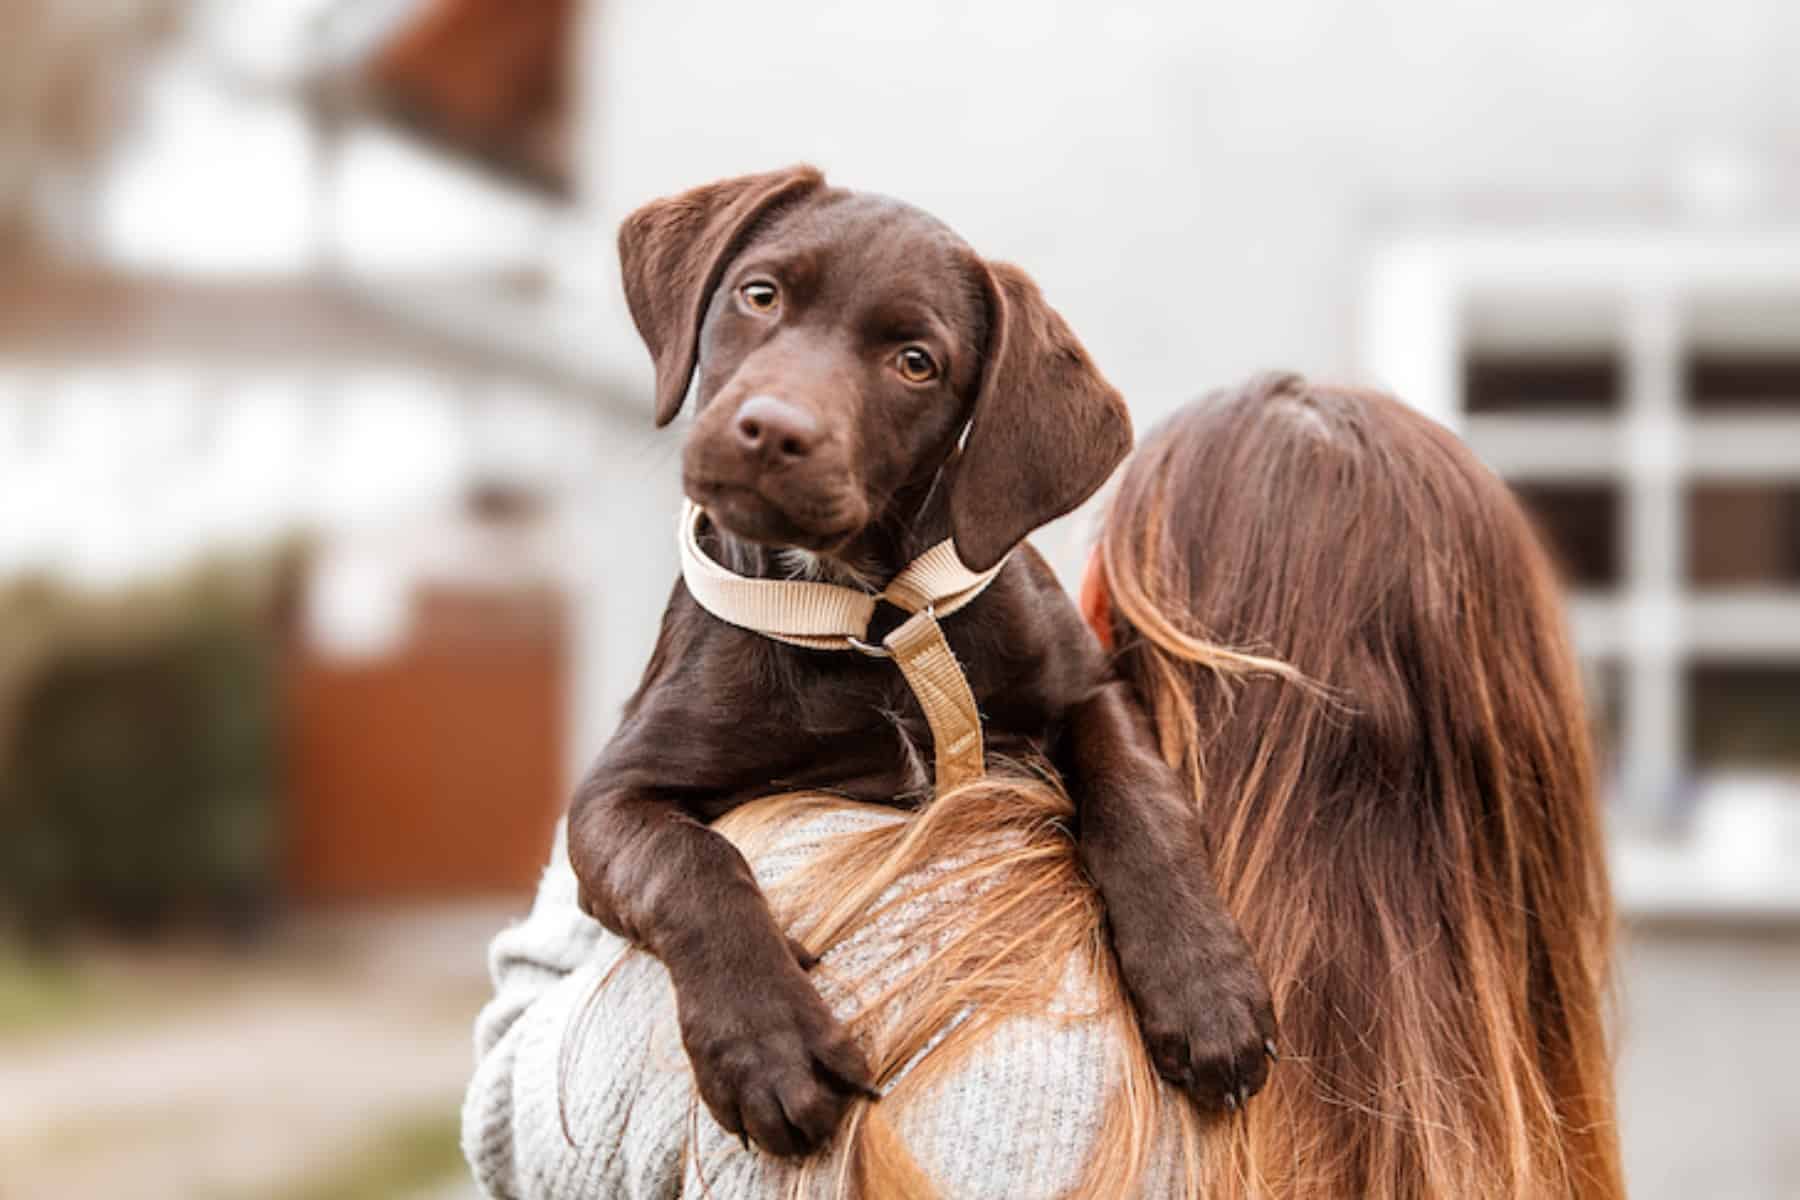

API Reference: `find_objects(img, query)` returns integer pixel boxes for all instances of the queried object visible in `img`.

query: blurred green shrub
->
[0,561,288,943]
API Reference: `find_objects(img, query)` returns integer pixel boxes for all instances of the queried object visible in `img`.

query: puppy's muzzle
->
[732,394,822,471]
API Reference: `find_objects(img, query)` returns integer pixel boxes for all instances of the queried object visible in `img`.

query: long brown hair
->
[1099,372,1624,1198]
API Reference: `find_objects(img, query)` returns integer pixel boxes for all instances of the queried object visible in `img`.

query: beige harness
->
[678,500,1003,790]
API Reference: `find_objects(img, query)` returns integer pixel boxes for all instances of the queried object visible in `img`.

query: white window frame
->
[1361,232,1800,917]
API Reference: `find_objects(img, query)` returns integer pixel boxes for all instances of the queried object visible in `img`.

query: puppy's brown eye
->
[739,281,779,312]
[896,346,938,383]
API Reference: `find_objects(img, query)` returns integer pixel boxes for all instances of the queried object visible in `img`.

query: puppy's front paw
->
[1117,918,1277,1114]
[678,965,877,1156]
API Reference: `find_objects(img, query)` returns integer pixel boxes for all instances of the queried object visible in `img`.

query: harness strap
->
[678,500,1002,790]
[886,609,988,790]
[679,503,877,650]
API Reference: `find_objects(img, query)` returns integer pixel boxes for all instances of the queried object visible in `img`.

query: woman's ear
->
[949,261,1132,571]
[1080,546,1114,651]
[617,165,825,426]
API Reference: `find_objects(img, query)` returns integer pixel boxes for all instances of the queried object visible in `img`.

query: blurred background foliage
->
[0,559,288,945]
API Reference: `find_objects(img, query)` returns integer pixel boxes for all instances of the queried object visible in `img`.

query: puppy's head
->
[618,165,1131,571]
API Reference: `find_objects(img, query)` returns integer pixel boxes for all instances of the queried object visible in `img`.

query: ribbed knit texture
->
[461,812,1173,1198]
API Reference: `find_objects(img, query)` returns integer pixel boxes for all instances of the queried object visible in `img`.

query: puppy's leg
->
[567,784,876,1155]
[1064,680,1277,1113]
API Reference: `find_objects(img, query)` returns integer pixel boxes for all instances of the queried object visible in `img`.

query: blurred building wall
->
[573,0,1800,428]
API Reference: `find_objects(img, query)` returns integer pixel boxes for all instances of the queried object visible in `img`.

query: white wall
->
[576,0,1800,427]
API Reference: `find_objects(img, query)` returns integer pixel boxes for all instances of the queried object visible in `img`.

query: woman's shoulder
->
[467,796,1171,1199]
[739,800,1162,1197]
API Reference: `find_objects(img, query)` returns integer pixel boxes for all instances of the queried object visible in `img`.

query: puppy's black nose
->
[733,395,821,465]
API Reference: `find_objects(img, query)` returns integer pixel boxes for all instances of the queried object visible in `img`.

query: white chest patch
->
[778,547,881,591]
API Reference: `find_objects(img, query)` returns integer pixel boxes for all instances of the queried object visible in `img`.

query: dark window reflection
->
[1687,355,1800,413]
[1689,665,1800,770]
[1465,355,1621,415]
[1688,485,1800,587]
[1512,483,1623,588]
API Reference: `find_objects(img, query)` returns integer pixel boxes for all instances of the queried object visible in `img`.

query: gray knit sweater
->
[461,810,1172,1198]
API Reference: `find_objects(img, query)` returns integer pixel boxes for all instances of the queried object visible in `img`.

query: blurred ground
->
[1619,925,1800,1200]
[0,904,509,1200]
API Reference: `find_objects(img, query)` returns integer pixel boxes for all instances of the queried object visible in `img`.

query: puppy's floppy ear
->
[949,261,1133,571]
[617,165,825,426]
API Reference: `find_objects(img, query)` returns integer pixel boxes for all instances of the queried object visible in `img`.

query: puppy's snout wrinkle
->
[734,394,822,467]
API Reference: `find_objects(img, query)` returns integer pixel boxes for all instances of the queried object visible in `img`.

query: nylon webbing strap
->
[884,609,986,790]
[678,501,1000,791]
[679,502,879,650]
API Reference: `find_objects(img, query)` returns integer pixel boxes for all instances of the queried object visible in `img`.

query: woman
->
[463,374,1625,1198]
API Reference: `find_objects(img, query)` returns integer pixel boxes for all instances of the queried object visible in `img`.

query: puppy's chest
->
[756,642,1058,798]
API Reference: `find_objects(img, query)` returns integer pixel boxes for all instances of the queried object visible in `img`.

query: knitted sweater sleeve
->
[460,819,679,1199]
[461,814,1153,1199]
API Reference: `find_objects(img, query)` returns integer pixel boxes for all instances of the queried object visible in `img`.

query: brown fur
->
[568,166,1274,1156]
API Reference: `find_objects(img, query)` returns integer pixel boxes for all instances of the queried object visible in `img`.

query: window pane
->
[1464,356,1621,415]
[1511,483,1623,588]
[1688,485,1800,586]
[1688,665,1800,771]
[1687,355,1800,413]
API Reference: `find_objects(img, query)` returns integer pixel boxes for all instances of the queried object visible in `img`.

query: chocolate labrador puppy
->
[569,165,1275,1156]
